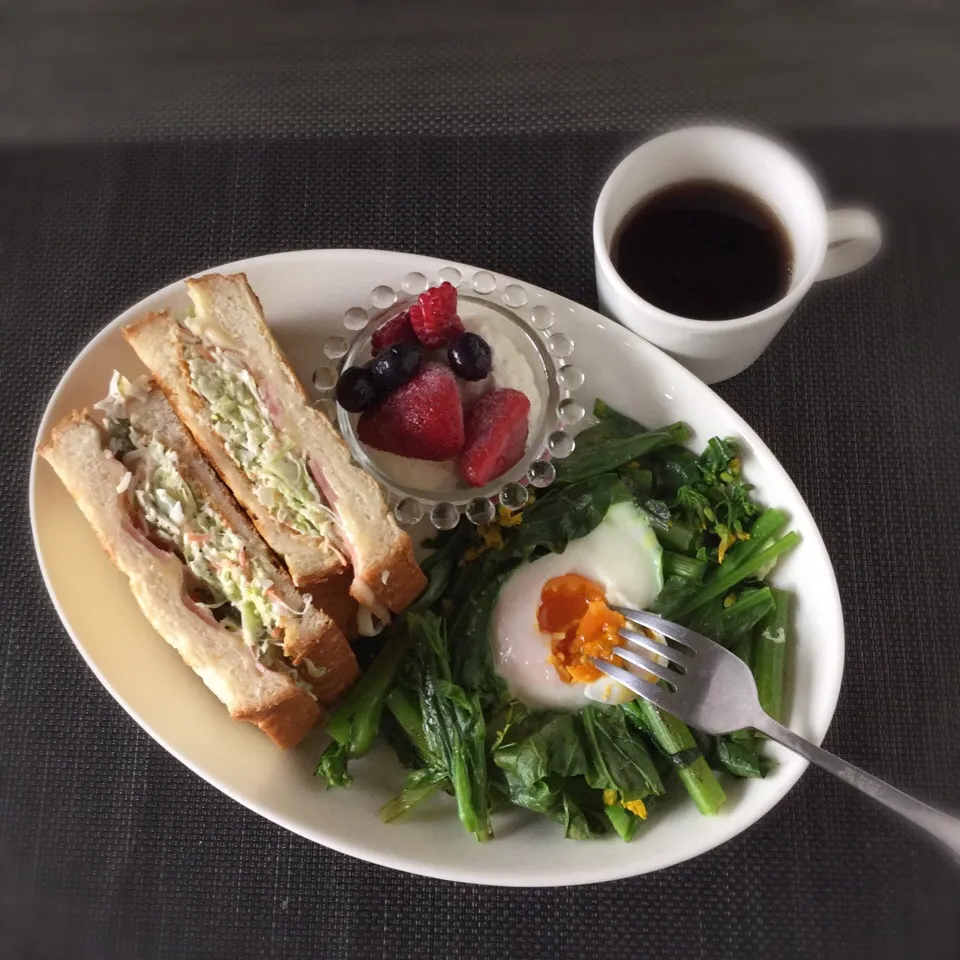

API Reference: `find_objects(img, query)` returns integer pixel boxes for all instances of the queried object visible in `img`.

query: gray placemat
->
[5,5,960,140]
[2,132,959,960]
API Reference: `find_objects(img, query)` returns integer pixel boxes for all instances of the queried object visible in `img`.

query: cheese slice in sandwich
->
[39,376,360,749]
[123,272,426,634]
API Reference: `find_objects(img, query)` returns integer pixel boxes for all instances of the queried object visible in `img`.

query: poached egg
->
[491,501,663,710]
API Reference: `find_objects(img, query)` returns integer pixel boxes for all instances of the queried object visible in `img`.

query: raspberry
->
[409,282,464,349]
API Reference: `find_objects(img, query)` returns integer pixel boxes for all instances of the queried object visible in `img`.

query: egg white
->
[491,501,663,710]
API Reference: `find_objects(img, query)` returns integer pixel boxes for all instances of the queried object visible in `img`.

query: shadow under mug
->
[593,126,882,384]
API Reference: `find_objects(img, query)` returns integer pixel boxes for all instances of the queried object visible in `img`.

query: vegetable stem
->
[379,771,447,823]
[725,632,756,743]
[720,508,787,574]
[624,701,726,816]
[692,587,773,648]
[604,801,640,841]
[662,551,707,581]
[324,630,413,756]
[648,514,699,554]
[677,532,801,616]
[730,634,754,671]
[386,687,430,759]
[754,588,790,724]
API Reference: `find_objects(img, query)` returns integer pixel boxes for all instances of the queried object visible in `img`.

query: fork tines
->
[587,658,672,709]
[617,627,691,669]
[612,606,686,643]
[611,644,678,683]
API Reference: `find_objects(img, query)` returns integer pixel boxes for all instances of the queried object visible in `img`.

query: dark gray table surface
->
[3,7,960,960]
[5,3,960,140]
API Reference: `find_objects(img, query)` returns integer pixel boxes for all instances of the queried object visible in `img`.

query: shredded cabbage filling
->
[97,375,324,681]
[182,338,338,542]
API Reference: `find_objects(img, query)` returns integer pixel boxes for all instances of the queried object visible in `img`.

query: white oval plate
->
[30,249,843,886]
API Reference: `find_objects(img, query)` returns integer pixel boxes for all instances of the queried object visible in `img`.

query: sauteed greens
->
[317,400,798,841]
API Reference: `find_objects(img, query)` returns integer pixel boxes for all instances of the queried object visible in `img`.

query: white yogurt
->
[467,311,543,439]
[368,450,461,492]
[365,303,544,493]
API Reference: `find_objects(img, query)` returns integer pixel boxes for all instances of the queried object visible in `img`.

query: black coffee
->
[611,180,792,321]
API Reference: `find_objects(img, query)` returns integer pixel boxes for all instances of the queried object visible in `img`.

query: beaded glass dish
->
[311,266,586,529]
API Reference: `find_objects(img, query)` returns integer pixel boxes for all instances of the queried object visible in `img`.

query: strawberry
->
[371,310,416,355]
[409,281,464,348]
[357,362,465,461]
[459,388,531,487]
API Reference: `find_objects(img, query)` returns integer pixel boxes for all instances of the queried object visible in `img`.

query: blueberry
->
[368,341,423,393]
[335,366,380,412]
[447,332,492,381]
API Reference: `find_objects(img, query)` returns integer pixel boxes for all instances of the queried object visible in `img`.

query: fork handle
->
[754,714,960,859]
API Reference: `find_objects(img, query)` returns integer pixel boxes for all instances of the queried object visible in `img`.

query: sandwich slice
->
[123,272,426,632]
[39,376,361,748]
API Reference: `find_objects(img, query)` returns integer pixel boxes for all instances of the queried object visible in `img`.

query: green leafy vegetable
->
[661,435,763,564]
[753,588,790,723]
[492,712,607,839]
[713,735,774,779]
[315,740,351,788]
[317,626,414,784]
[538,714,591,778]
[689,587,775,648]
[675,533,800,616]
[604,800,643,841]
[662,551,707,582]
[648,446,701,497]
[447,572,511,703]
[554,401,689,484]
[644,502,700,554]
[720,508,788,573]
[617,463,654,500]
[510,474,633,558]
[623,700,726,816]
[650,576,703,622]
[413,523,474,611]
[386,686,430,759]
[316,395,799,844]
[379,768,447,822]
[408,613,492,841]
[581,705,664,801]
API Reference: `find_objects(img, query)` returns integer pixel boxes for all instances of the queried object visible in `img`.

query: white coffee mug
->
[593,126,882,383]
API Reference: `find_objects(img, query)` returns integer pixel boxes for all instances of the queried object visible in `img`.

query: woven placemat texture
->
[2,132,959,960]
[5,4,960,139]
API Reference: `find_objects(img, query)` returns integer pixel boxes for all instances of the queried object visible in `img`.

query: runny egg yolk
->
[537,573,627,684]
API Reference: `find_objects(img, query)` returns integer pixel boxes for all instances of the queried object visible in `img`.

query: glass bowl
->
[312,267,586,529]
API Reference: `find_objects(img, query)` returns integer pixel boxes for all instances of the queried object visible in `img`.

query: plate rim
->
[28,248,845,886]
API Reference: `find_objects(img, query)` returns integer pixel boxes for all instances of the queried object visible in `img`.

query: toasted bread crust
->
[125,276,428,619]
[185,274,312,406]
[301,540,424,644]
[120,308,166,345]
[123,310,345,587]
[303,567,360,640]
[121,381,359,705]
[38,406,91,456]
[366,535,426,613]
[180,273,427,612]
[39,406,332,748]
[38,408,127,569]
[234,688,324,750]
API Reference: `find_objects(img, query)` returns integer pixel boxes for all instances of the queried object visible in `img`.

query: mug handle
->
[817,208,882,281]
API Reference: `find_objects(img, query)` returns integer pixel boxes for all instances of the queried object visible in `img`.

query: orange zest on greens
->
[537,573,627,684]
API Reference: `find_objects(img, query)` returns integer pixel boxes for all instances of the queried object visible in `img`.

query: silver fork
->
[592,607,960,858]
